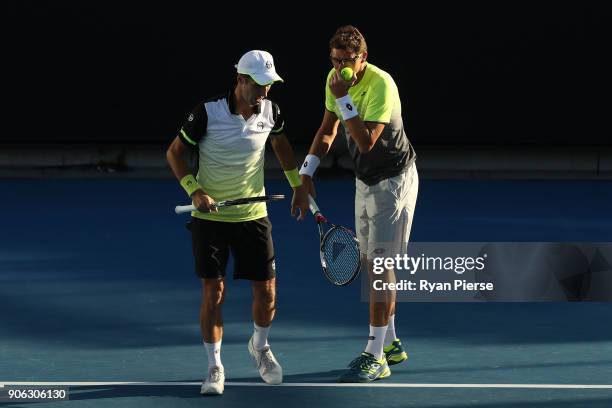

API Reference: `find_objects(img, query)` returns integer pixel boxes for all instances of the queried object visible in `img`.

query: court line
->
[1,382,612,389]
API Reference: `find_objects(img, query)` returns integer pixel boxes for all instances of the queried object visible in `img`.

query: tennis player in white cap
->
[167,50,309,395]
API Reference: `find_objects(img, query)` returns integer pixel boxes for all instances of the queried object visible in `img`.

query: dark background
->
[2,2,610,147]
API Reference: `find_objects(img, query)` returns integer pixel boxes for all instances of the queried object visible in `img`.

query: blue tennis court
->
[1,178,612,407]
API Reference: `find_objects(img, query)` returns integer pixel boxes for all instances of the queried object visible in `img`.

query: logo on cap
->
[236,50,283,85]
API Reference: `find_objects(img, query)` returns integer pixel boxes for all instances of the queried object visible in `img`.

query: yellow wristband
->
[180,174,202,197]
[284,168,302,188]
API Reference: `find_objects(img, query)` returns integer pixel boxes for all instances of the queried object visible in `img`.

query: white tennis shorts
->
[355,162,419,260]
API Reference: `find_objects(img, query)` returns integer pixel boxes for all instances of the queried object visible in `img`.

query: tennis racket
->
[175,194,285,214]
[308,195,361,286]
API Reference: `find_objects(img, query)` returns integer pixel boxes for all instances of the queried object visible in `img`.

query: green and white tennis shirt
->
[179,91,285,222]
[325,63,415,185]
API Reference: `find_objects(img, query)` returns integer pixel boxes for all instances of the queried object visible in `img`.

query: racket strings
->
[322,227,361,284]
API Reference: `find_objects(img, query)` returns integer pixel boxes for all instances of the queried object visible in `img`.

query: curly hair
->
[329,25,367,54]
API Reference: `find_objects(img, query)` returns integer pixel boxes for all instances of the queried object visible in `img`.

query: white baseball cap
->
[235,50,283,86]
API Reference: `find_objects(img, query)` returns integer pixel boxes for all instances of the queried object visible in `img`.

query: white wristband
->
[299,154,320,177]
[335,94,359,121]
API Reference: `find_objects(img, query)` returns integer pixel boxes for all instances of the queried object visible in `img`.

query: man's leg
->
[338,182,391,383]
[251,278,276,350]
[374,262,407,366]
[367,260,396,359]
[252,278,276,329]
[189,217,230,395]
[232,217,281,385]
[248,278,282,384]
[340,168,418,382]
[382,164,418,365]
[201,278,225,343]
[369,260,397,326]
[200,278,226,394]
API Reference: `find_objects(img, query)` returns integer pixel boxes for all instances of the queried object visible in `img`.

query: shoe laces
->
[349,353,379,370]
[209,366,224,382]
[259,347,277,371]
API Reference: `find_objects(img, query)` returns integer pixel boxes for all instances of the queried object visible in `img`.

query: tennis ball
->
[340,67,354,82]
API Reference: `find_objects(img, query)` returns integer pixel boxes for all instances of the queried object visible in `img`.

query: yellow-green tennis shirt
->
[178,91,285,222]
[325,63,415,185]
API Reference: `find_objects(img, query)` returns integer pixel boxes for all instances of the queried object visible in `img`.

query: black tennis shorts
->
[187,216,275,281]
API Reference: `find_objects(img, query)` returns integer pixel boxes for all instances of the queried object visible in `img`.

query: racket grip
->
[308,195,327,223]
[308,195,320,214]
[175,204,196,214]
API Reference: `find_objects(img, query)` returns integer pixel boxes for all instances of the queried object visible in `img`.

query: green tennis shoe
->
[338,352,391,383]
[384,339,408,366]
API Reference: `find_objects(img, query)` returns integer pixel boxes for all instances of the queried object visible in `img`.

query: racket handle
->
[308,195,327,223]
[175,204,196,214]
[308,195,320,214]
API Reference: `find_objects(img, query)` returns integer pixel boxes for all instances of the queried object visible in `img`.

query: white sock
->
[364,325,387,360]
[384,314,398,346]
[203,340,222,370]
[253,323,270,350]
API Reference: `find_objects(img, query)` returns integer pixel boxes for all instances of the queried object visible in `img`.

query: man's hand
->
[192,190,217,213]
[291,184,310,221]
[328,70,354,98]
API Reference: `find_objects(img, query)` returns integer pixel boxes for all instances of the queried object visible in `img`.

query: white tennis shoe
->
[248,336,283,385]
[201,366,225,395]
